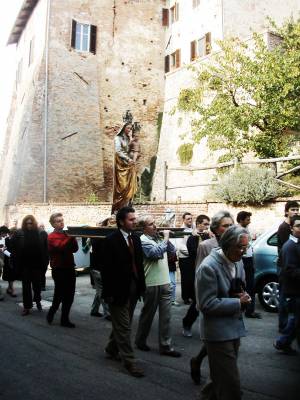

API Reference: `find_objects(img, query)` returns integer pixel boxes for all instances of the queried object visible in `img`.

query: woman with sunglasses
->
[11,215,48,316]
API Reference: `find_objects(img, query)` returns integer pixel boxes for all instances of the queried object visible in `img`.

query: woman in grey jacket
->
[195,225,251,400]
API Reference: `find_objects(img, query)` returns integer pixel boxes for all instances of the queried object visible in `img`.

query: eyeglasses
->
[237,244,250,250]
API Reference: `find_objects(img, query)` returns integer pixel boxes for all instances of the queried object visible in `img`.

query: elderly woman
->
[195,225,251,400]
[11,215,48,316]
[112,123,138,214]
[190,210,234,385]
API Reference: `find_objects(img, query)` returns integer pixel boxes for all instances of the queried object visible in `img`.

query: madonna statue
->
[111,112,140,214]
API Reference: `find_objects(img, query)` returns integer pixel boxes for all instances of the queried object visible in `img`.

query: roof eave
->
[7,0,40,46]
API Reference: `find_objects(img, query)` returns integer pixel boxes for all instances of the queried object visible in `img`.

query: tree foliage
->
[177,19,300,161]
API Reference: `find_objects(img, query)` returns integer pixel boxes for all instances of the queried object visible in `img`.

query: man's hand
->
[163,230,170,241]
[239,292,252,305]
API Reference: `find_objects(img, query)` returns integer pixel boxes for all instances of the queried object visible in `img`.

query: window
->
[71,20,97,54]
[170,49,181,70]
[165,55,170,73]
[190,32,211,61]
[267,233,278,247]
[28,37,34,66]
[192,0,200,7]
[170,3,179,24]
[165,50,181,73]
[162,8,169,27]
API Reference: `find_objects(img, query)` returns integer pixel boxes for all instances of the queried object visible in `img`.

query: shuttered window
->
[162,8,169,27]
[205,32,211,55]
[175,49,181,68]
[191,33,212,61]
[191,40,196,61]
[168,49,181,71]
[170,3,179,24]
[90,25,97,54]
[71,19,97,54]
[165,55,170,73]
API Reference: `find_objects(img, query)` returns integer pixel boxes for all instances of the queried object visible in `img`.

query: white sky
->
[0,0,23,152]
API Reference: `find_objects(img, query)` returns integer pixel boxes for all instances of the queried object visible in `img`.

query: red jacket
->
[48,231,78,269]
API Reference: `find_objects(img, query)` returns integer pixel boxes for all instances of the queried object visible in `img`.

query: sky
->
[0,0,23,152]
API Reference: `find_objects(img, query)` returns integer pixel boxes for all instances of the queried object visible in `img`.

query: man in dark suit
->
[102,206,146,378]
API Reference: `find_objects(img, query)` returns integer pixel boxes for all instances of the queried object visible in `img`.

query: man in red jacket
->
[47,213,78,327]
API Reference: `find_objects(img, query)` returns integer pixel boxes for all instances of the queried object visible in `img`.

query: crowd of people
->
[0,201,299,399]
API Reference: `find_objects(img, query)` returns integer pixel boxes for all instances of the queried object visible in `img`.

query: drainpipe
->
[43,0,51,203]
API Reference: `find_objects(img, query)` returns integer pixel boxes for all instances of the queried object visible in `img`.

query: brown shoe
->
[124,362,145,378]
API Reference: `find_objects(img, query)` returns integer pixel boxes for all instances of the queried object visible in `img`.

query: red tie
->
[128,234,138,278]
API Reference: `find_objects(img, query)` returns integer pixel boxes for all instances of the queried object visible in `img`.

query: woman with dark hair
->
[112,123,138,214]
[11,215,48,316]
[1,227,17,297]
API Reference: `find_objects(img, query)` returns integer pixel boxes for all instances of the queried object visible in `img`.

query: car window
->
[267,233,278,247]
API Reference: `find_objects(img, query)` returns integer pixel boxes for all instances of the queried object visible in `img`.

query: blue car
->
[253,228,279,312]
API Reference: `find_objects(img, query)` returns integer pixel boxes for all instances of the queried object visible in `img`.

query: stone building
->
[152,0,300,202]
[0,0,165,208]
[1,0,300,214]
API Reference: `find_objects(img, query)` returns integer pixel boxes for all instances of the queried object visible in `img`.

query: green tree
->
[177,19,300,161]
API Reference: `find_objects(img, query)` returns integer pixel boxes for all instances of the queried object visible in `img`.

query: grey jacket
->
[195,236,219,270]
[195,249,246,341]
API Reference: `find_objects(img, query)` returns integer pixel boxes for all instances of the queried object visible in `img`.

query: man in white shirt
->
[177,212,194,304]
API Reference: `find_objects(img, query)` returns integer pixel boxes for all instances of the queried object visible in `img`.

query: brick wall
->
[4,199,300,234]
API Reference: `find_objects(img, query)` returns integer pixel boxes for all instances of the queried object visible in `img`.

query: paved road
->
[0,274,299,400]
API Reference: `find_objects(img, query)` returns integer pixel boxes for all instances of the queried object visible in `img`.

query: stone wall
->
[0,0,48,209]
[223,0,300,39]
[1,0,166,208]
[4,199,300,234]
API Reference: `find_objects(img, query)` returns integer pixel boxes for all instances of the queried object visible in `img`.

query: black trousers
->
[41,263,48,289]
[242,257,255,315]
[50,268,76,322]
[182,300,199,329]
[179,258,194,301]
[22,267,42,309]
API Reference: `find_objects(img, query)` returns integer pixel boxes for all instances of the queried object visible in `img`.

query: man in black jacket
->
[274,215,300,355]
[277,200,299,332]
[182,214,210,338]
[102,206,146,377]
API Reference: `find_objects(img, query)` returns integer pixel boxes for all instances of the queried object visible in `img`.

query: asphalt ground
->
[0,273,299,400]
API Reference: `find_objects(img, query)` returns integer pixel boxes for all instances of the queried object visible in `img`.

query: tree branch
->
[230,90,239,107]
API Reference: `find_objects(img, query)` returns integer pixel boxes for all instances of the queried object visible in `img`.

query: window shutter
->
[165,55,170,73]
[71,19,76,48]
[175,49,181,68]
[191,41,196,61]
[90,24,97,54]
[205,32,211,55]
[162,8,169,26]
[175,2,179,21]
